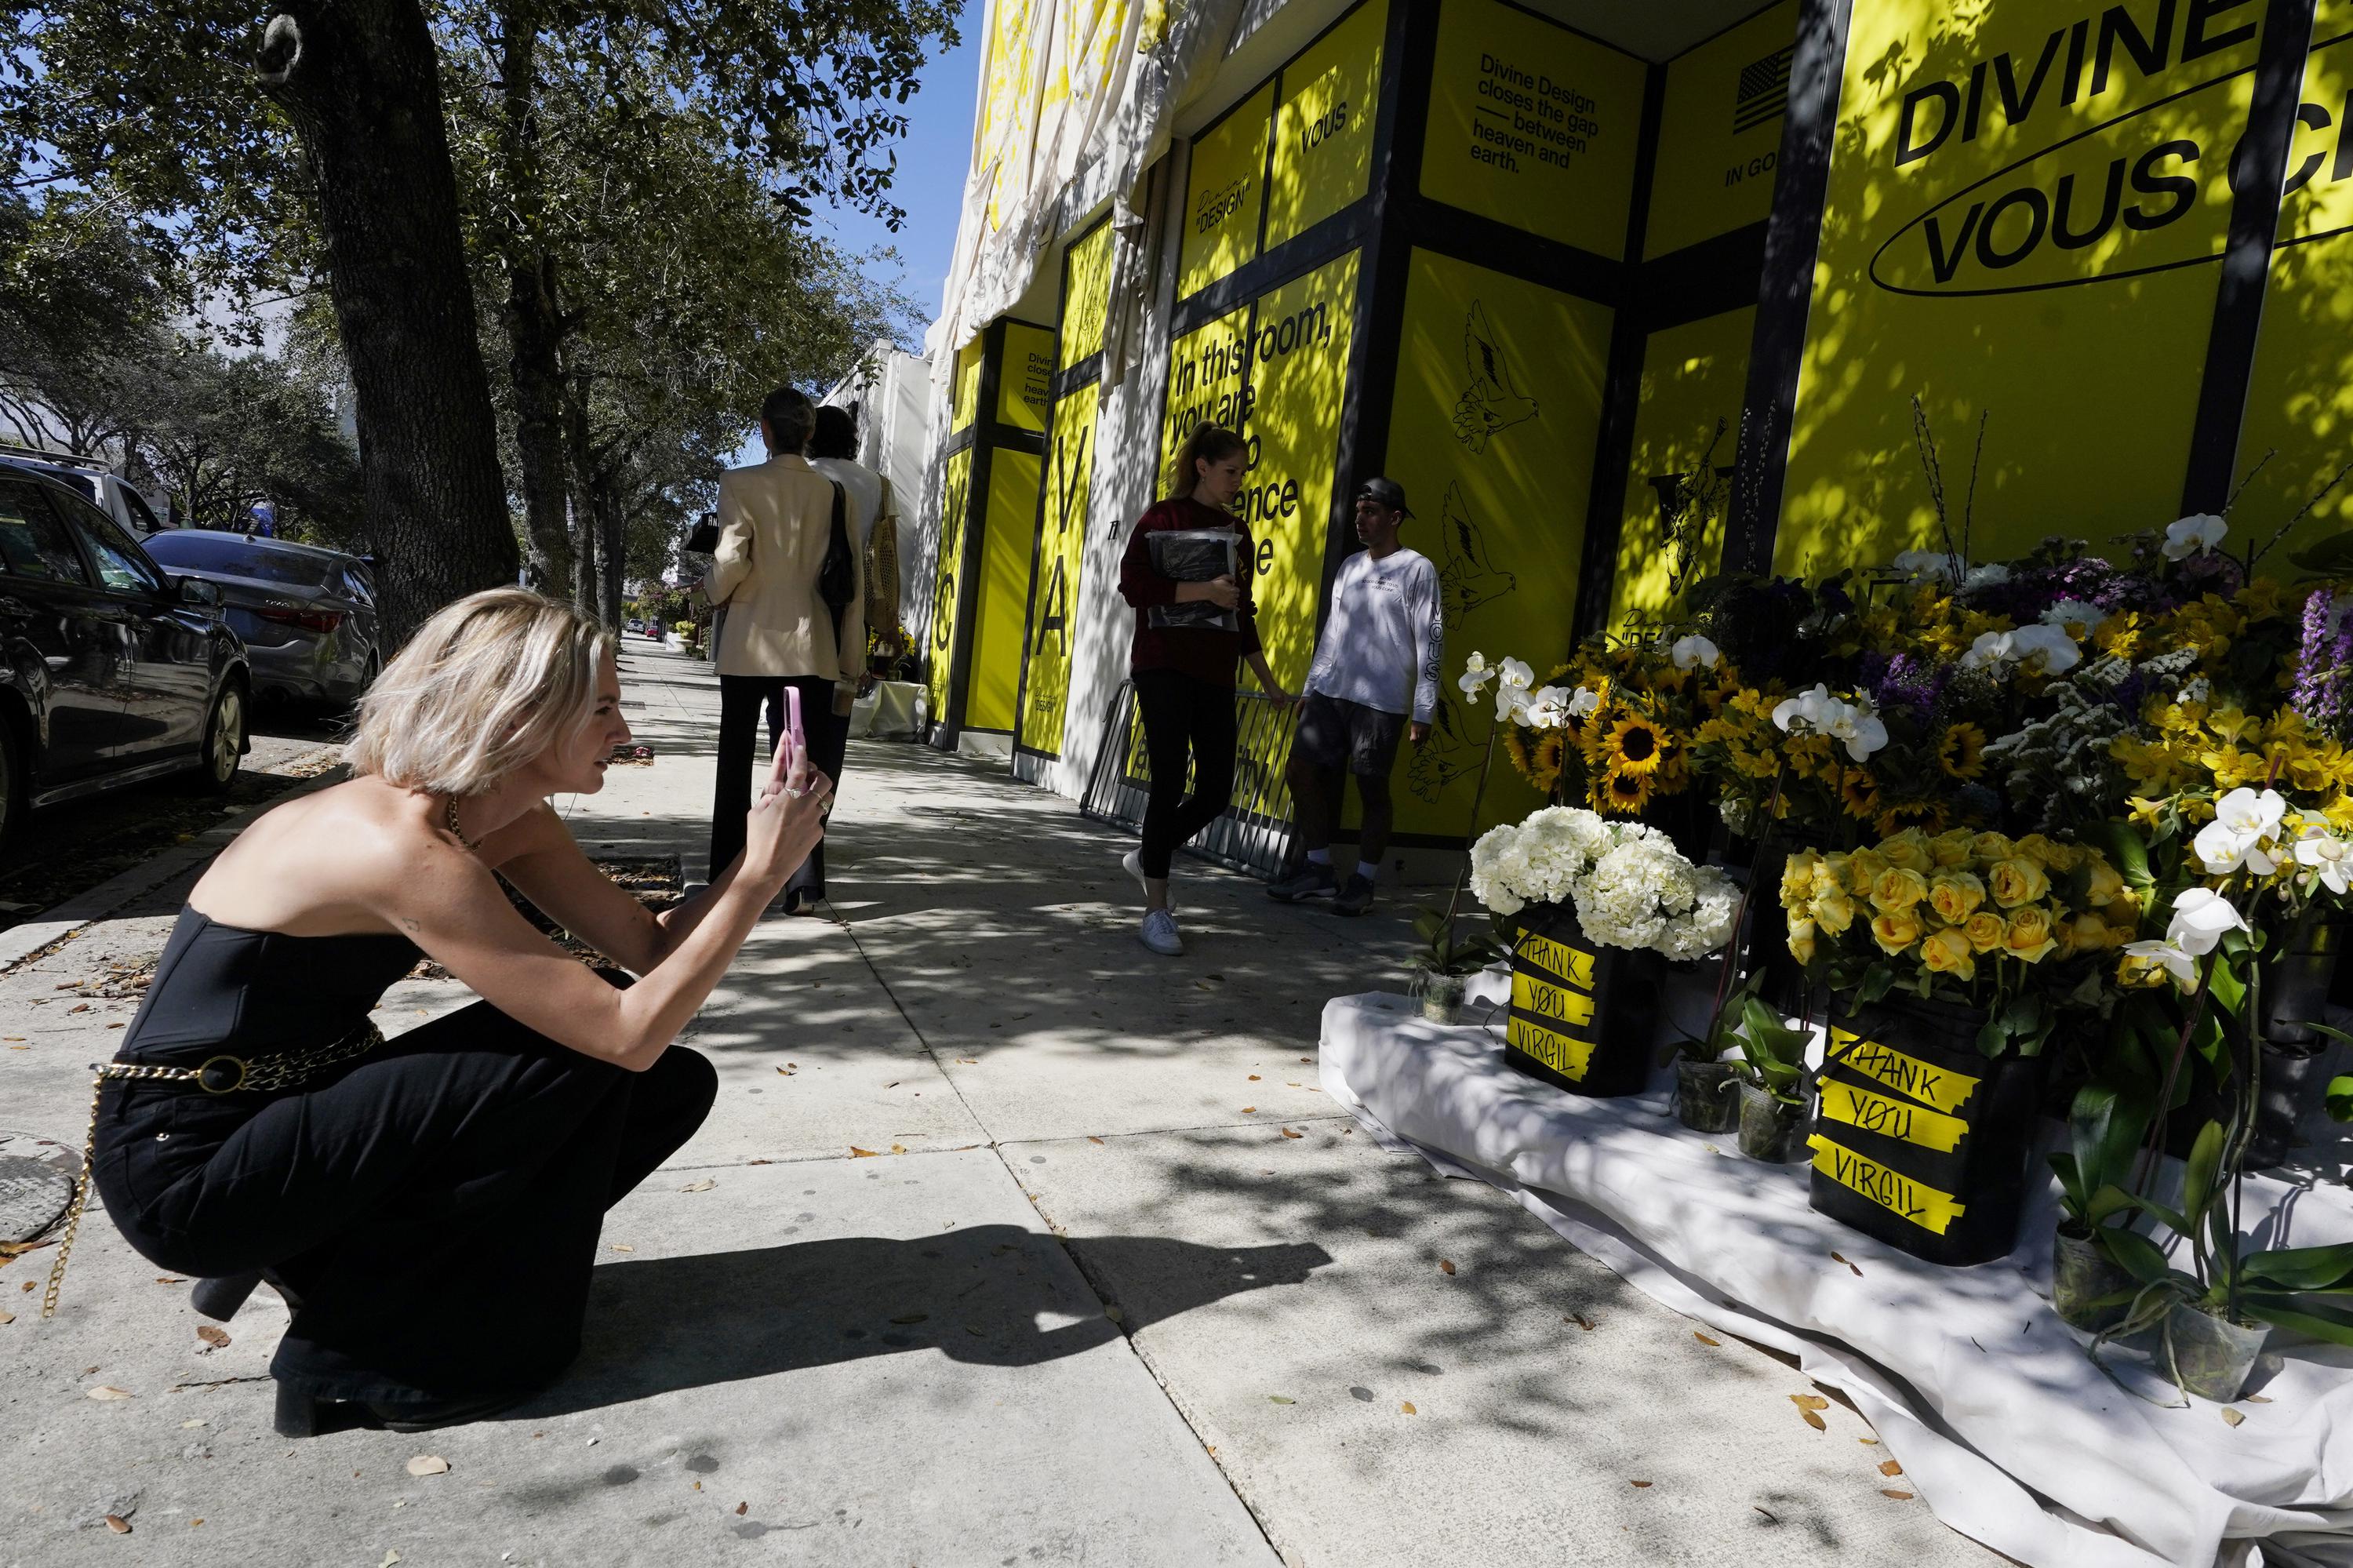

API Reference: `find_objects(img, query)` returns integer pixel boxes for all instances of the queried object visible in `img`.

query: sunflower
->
[1874,798,1951,837]
[1502,721,1537,780]
[1592,765,1656,817]
[1602,711,1668,777]
[1838,766,1882,823]
[1937,722,1988,780]
[1530,732,1566,792]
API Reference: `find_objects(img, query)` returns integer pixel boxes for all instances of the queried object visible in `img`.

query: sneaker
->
[1333,873,1375,916]
[1121,848,1171,911]
[1139,908,1184,956]
[1267,862,1337,903]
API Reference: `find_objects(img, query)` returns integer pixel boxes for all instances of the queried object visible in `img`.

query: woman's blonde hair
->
[347,589,611,797]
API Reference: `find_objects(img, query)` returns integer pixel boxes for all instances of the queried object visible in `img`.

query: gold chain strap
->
[41,1021,384,1319]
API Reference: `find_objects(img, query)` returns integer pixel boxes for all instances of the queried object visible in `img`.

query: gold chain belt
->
[42,1020,386,1320]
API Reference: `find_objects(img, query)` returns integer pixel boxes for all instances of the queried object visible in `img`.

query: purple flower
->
[2293,588,2353,740]
[1867,652,1948,715]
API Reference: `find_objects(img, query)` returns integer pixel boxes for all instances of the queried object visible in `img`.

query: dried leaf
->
[1800,1410,1826,1431]
[2247,1394,2274,1404]
[1280,1128,1303,1140]
[735,1502,747,1516]
[1241,1106,1256,1114]
[155,1277,183,1285]
[1878,1460,1903,1477]
[1567,1313,1596,1330]
[195,1326,229,1350]
[1104,1305,1125,1323]
[1880,1490,1915,1501]
[67,1002,88,1014]
[2220,1408,2246,1427]
[1438,1259,1457,1275]
[889,1312,929,1325]
[775,1066,793,1075]
[608,1244,635,1253]
[849,1147,880,1158]
[1087,1137,1104,1145]
[85,1386,133,1400]
[1629,1480,1653,1488]
[1400,1402,1417,1414]
[1693,1333,1720,1347]
[0,1311,13,1326]
[1789,1394,1830,1411]
[1857,1436,1879,1445]
[966,1326,986,1337]
[104,1515,130,1534]
[380,1552,402,1567]
[955,1057,977,1065]
[889,1144,908,1155]
[406,1454,450,1477]
[180,1420,207,1429]
[679,1179,715,1192]
[1248,1075,1260,1081]
[1267,1395,1295,1405]
[1831,1251,1863,1276]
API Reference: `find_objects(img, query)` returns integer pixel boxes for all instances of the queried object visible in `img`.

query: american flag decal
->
[1733,45,1793,133]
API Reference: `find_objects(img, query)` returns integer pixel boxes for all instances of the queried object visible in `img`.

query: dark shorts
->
[1294,691,1406,777]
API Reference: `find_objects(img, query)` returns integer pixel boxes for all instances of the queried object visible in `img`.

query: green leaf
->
[2086,821,2154,889]
[2240,1296,2353,1344]
[2182,1120,2227,1230]
[2098,1226,2176,1285]
[2086,1185,2135,1228]
[2239,1242,2353,1292]
[1857,962,1895,1006]
[2118,1191,2195,1240]
[2327,1075,2353,1123]
[2208,951,2247,1017]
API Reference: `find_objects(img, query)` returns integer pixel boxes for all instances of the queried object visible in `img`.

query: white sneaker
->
[1139,908,1184,956]
[1122,848,1172,911]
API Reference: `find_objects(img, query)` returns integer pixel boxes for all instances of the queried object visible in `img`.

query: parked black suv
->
[0,467,252,853]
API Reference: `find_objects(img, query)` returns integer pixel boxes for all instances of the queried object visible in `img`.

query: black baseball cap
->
[1355,477,1413,516]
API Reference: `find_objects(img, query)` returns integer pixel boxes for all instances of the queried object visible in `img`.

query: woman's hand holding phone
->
[745,690,829,887]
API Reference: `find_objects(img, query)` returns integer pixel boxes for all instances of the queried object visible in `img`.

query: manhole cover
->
[0,1154,75,1245]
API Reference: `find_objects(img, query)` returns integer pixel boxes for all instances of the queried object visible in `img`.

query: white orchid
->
[1521,686,1574,728]
[1492,657,1536,722]
[2167,886,2251,957]
[1890,549,1961,584]
[2122,939,2200,991]
[1770,684,1886,762]
[1498,657,1533,690]
[1457,651,1493,696]
[2192,787,2289,875]
[1959,624,2082,676]
[2041,598,2107,631]
[2293,824,2353,896]
[1772,683,1839,734]
[1962,562,2013,592]
[2163,513,2228,560]
[1669,634,1721,671]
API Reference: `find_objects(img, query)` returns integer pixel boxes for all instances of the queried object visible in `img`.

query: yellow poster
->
[1375,249,1614,840]
[967,448,1047,734]
[1160,304,1255,494]
[2236,4,2353,552]
[1265,0,1387,251]
[1179,82,1275,300]
[1608,307,1755,625]
[1060,222,1117,371]
[1020,381,1101,756]
[998,321,1056,434]
[1644,1,1798,259]
[1776,0,2267,573]
[951,339,984,435]
[928,446,976,722]
[1418,0,1645,255]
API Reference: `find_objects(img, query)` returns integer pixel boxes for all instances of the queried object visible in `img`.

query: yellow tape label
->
[1819,1079,1972,1154]
[1809,1135,1966,1235]
[1827,1029,1979,1115]
[1507,1013,1595,1082]
[1516,932,1596,990]
[1511,969,1596,1028]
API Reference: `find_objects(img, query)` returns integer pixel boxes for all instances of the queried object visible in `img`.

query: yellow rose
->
[1962,911,2009,954]
[2117,951,2175,989]
[1919,925,1977,982]
[1971,831,2017,864]
[1813,853,1850,901]
[1787,916,1818,966]
[1870,866,1929,915]
[1879,831,1934,875]
[1780,852,1820,913]
[2082,857,2125,907]
[1812,891,1858,936]
[1988,857,2052,908]
[1929,829,1977,868]
[2015,833,2083,871]
[2066,911,2116,955]
[2106,887,2142,932]
[1871,908,1926,955]
[1844,848,1890,897]
[1927,871,1986,925]
[2004,906,2058,963]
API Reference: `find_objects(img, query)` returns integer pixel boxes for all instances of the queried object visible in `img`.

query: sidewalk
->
[0,641,2000,1567]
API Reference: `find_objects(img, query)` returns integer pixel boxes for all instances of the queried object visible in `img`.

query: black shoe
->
[1333,873,1375,916]
[1267,863,1337,903]
[191,1271,262,1322]
[273,1379,543,1439]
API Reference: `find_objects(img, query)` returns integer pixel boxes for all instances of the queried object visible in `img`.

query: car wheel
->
[189,680,245,795]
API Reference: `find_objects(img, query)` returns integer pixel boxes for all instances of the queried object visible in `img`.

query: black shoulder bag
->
[817,480,856,649]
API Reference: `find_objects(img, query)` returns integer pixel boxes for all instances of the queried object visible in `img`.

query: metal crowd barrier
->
[1078,681,1298,879]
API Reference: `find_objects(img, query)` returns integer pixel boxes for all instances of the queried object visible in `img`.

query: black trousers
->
[93,1004,716,1405]
[1134,668,1238,879]
[710,673,847,900]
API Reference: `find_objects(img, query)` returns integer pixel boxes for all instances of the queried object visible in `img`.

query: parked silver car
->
[139,530,381,707]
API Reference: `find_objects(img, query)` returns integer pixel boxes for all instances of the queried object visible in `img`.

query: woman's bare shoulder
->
[187,777,456,933]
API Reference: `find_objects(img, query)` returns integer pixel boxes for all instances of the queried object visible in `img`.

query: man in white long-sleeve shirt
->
[1269,477,1442,916]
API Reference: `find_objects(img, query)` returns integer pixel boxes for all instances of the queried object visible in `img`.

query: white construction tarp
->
[1320,992,2353,1568]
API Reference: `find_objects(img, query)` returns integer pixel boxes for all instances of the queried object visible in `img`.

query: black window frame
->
[0,474,100,588]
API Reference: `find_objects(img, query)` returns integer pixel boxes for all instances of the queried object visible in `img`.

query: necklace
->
[445,795,475,850]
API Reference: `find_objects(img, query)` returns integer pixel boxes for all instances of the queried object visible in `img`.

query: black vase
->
[1808,997,2046,1267]
[1500,903,1663,1099]
[2166,924,2344,1169]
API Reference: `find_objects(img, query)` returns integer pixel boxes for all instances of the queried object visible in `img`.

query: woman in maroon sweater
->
[1116,424,1291,956]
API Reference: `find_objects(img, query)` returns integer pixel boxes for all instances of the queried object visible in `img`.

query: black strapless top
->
[118,905,422,1067]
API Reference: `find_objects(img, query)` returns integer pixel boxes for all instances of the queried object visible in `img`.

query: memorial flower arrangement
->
[1468,806,1737,961]
[1485,635,1736,820]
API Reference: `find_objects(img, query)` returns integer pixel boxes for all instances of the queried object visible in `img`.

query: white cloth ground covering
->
[1320,991,2353,1568]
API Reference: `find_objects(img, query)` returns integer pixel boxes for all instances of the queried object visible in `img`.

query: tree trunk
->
[493,15,574,595]
[596,481,624,629]
[560,373,599,615]
[258,0,515,642]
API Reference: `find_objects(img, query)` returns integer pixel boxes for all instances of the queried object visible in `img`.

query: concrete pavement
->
[0,639,2001,1566]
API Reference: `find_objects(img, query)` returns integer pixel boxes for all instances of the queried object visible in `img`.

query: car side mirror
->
[176,577,222,609]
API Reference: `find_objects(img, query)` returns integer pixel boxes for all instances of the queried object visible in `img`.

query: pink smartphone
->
[776,686,806,782]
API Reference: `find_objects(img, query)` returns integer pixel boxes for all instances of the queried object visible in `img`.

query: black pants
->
[1134,668,1238,879]
[711,673,847,900]
[94,1005,716,1405]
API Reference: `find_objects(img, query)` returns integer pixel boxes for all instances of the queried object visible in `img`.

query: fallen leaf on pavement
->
[406,1455,449,1477]
[1567,1314,1596,1330]
[2247,1394,2274,1403]
[104,1515,130,1534]
[849,1147,879,1158]
[1878,1460,1903,1476]
[1438,1259,1457,1275]
[1400,1402,1417,1414]
[1104,1305,1125,1323]
[775,1067,793,1076]
[609,1244,635,1253]
[195,1326,229,1350]
[1280,1127,1303,1139]
[1857,1436,1879,1445]
[1880,1490,1914,1501]
[1088,1137,1104,1145]
[0,1311,13,1325]
[2221,1409,2246,1427]
[1798,1409,1826,1431]
[380,1552,402,1566]
[1248,1075,1260,1081]
[85,1386,133,1400]
[1831,1252,1863,1276]
[955,1057,977,1065]
[890,1144,907,1155]
[1629,1480,1652,1488]
[68,1002,88,1013]
[1241,1106,1256,1114]
[889,1313,928,1324]
[180,1420,206,1429]
[1267,1395,1295,1405]
[1790,1393,1829,1410]
[966,1326,985,1337]
[679,1179,715,1192]
[1693,1333,1720,1347]
[735,1503,747,1516]
[155,1277,183,1285]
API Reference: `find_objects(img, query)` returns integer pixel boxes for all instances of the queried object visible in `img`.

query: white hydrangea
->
[1473,806,1739,960]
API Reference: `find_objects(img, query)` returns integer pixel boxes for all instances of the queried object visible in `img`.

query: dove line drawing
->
[1438,482,1518,624]
[1452,300,1539,453]
[1408,693,1477,803]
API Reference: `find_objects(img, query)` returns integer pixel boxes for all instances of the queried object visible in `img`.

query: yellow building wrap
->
[1418,0,1644,256]
[2237,3,2353,551]
[1776,0,2265,573]
[1179,82,1276,300]
[1375,248,1614,840]
[998,321,1056,435]
[1643,1,1797,259]
[1265,0,1387,251]
[1161,303,1256,495]
[1020,382,1101,757]
[928,446,976,723]
[1059,222,1117,371]
[1609,307,1756,625]
[967,448,1047,735]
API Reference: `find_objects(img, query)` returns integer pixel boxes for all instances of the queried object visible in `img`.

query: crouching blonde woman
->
[58,590,831,1437]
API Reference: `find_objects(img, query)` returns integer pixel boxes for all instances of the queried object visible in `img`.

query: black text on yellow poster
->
[1265,0,1387,251]
[998,321,1056,435]
[966,448,1047,735]
[928,445,976,722]
[1060,222,1117,372]
[2236,1,2353,553]
[1777,0,2265,572]
[1162,304,1254,495]
[1609,307,1755,625]
[1020,382,1100,757]
[1643,0,1797,259]
[1180,82,1275,300]
[1376,249,1613,841]
[951,339,984,435]
[1418,0,1644,255]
